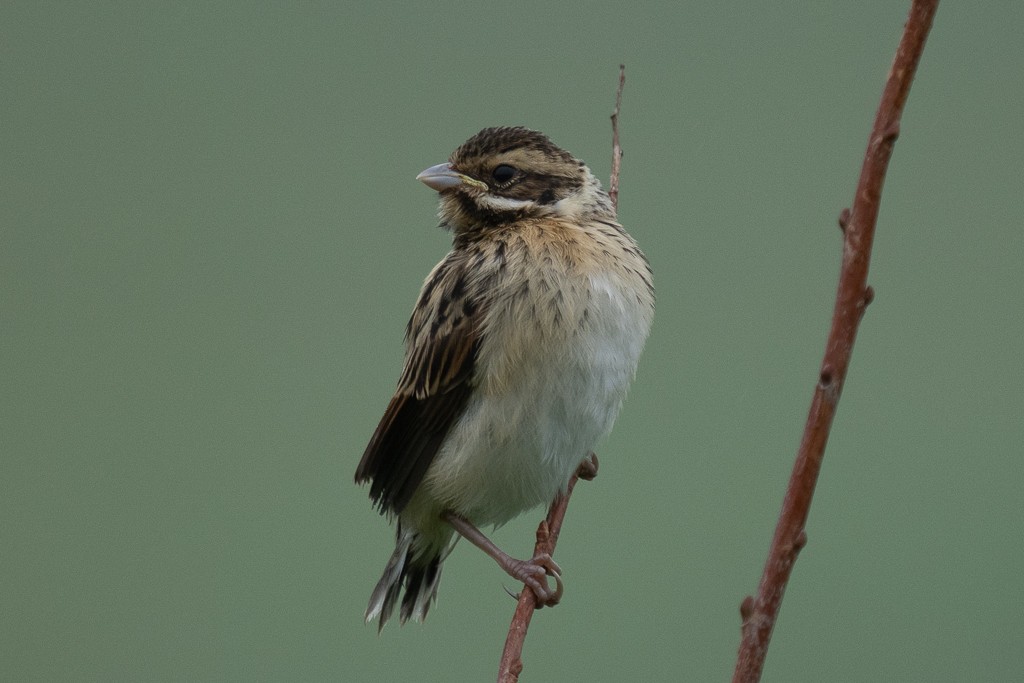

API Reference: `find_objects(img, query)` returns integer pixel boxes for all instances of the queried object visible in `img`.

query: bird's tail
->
[365,523,446,632]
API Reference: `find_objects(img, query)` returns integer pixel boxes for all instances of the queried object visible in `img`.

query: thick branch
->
[732,3,938,681]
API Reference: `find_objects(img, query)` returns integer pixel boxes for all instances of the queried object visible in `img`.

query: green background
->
[3,2,1022,681]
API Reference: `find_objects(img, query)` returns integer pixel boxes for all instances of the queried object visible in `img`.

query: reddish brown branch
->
[497,455,598,683]
[497,66,626,683]
[609,64,626,212]
[732,2,938,681]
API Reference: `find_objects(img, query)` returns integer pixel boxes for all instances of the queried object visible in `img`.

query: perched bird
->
[355,126,654,630]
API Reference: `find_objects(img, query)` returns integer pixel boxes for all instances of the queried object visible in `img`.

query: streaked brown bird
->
[356,126,654,630]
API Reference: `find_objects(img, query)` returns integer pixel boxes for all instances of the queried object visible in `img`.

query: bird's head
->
[417,127,613,233]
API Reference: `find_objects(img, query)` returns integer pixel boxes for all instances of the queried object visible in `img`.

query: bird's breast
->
[476,219,652,394]
[420,220,652,525]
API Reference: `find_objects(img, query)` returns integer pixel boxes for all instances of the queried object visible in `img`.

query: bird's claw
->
[506,553,563,607]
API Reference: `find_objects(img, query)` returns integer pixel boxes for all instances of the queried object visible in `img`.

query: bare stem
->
[496,65,627,682]
[497,455,597,683]
[732,2,939,681]
[609,64,626,213]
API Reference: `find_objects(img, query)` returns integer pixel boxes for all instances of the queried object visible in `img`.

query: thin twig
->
[496,66,627,683]
[497,455,597,683]
[609,64,626,212]
[732,2,939,681]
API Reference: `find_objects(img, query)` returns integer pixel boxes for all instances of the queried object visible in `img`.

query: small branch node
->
[793,530,808,553]
[535,520,550,545]
[881,122,901,144]
[818,366,834,388]
[862,285,875,308]
[740,596,755,621]
[505,661,523,682]
[838,208,852,233]
[578,452,599,481]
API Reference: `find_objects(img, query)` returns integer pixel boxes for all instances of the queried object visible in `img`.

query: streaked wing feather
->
[355,257,481,515]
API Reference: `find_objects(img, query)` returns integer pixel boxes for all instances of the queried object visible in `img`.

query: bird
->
[355,126,654,631]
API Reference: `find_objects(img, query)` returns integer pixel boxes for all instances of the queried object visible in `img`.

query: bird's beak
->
[416,162,487,192]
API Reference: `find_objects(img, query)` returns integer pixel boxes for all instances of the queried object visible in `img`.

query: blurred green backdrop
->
[3,2,1022,681]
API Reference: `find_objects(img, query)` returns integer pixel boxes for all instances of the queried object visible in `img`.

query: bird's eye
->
[491,164,517,184]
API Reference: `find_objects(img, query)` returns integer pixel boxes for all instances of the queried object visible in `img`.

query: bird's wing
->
[355,254,484,515]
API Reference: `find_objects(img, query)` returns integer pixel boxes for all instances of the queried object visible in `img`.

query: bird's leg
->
[442,511,564,607]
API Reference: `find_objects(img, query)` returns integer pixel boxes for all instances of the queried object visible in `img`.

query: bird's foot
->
[502,552,563,607]
[443,511,565,607]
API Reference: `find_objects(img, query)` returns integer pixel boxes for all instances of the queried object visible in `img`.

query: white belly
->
[420,270,651,527]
